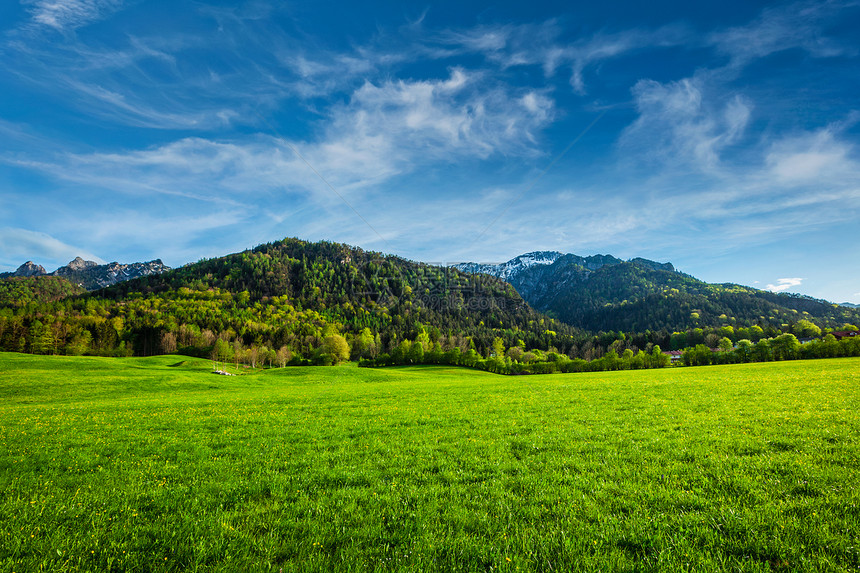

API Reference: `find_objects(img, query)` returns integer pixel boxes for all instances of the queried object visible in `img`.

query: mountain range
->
[454,252,859,332]
[2,238,859,361]
[0,257,171,290]
[0,239,578,358]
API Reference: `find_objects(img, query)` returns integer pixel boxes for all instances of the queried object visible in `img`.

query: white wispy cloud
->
[2,0,858,295]
[605,1,859,258]
[765,122,857,184]
[80,209,245,254]
[23,0,126,32]
[0,227,105,270]
[329,69,553,163]
[708,0,857,67]
[5,1,848,138]
[441,21,691,94]
[2,28,249,129]
[63,80,237,129]
[278,51,384,99]
[565,26,691,94]
[10,66,554,208]
[766,278,804,292]
[619,76,752,171]
[0,210,251,271]
[6,10,562,131]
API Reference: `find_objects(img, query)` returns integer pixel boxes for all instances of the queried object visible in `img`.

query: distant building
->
[831,330,860,340]
[662,350,684,364]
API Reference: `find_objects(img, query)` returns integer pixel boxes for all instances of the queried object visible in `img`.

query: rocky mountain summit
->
[59,256,99,273]
[3,239,859,347]
[454,251,565,281]
[454,250,859,332]
[1,257,171,290]
[9,261,47,277]
[454,251,676,303]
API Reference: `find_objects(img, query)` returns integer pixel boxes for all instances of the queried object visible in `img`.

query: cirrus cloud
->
[0,227,105,272]
[23,0,127,32]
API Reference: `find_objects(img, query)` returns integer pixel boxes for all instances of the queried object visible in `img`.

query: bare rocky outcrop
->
[51,258,171,290]
[13,261,48,277]
[59,256,98,273]
[2,257,171,290]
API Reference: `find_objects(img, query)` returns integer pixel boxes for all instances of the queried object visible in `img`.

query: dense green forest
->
[0,239,581,363]
[2,238,858,372]
[0,275,84,304]
[507,256,860,332]
[360,330,860,375]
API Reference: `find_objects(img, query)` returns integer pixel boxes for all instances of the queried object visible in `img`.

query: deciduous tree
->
[322,334,350,363]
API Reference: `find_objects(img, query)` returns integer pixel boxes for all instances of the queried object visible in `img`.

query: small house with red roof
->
[831,330,860,340]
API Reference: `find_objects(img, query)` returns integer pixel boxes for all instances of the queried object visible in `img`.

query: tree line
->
[2,238,858,373]
[358,330,860,375]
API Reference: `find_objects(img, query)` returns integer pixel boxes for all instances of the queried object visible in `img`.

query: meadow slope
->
[1,354,858,572]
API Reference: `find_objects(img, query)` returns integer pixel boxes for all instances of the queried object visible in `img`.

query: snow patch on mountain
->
[453,251,564,280]
[2,257,171,290]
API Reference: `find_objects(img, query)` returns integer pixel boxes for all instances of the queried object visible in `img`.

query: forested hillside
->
[0,238,580,361]
[500,256,860,332]
[0,276,85,306]
[3,238,858,367]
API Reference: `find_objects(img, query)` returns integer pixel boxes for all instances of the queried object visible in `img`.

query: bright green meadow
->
[1,353,858,572]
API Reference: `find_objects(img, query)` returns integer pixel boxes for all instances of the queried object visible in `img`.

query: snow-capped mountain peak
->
[452,251,564,280]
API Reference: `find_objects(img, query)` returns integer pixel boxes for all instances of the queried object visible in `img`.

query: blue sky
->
[1,0,859,304]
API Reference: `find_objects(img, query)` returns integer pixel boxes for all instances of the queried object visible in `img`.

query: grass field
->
[1,353,858,572]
